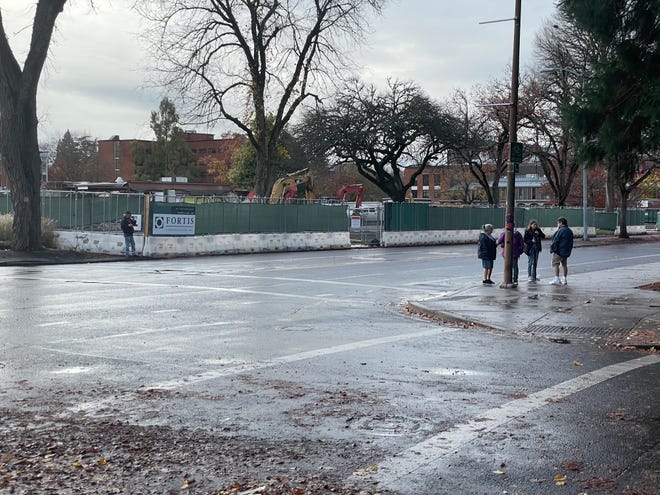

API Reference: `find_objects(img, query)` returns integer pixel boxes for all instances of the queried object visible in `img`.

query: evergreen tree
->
[133,98,198,180]
[560,0,660,236]
[50,131,99,182]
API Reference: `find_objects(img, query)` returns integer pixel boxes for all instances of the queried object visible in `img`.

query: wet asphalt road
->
[0,243,658,494]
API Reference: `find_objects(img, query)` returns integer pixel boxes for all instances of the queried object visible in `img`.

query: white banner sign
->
[152,214,196,236]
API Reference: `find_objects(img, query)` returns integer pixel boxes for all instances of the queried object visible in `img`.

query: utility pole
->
[502,0,522,288]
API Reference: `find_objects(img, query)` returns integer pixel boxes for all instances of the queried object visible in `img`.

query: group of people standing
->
[478,217,574,286]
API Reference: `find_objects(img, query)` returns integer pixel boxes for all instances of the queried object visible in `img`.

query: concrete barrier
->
[54,231,351,257]
[380,226,598,247]
[54,224,640,256]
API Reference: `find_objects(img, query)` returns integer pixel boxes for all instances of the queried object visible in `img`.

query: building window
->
[422,175,429,186]
[113,141,120,178]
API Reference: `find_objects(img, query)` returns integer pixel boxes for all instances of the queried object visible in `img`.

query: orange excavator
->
[336,184,365,208]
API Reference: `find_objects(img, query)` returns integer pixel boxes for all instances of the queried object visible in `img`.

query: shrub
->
[0,214,11,245]
[0,214,58,249]
[41,217,57,248]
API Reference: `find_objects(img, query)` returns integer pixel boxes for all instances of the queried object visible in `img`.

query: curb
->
[404,301,506,333]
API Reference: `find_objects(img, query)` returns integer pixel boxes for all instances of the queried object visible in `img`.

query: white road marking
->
[364,354,660,488]
[4,275,435,299]
[148,327,460,390]
[37,321,69,327]
[66,326,460,414]
[47,321,248,343]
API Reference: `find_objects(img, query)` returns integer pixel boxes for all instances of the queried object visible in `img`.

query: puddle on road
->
[354,416,426,437]
[51,366,97,375]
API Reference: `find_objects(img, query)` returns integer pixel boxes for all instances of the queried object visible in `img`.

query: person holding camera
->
[120,210,137,256]
[523,219,546,282]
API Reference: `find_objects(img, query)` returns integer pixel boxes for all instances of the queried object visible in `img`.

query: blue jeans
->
[513,257,519,283]
[124,235,136,255]
[527,247,539,279]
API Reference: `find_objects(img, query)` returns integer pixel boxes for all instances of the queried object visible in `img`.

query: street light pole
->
[582,158,588,240]
[502,0,522,288]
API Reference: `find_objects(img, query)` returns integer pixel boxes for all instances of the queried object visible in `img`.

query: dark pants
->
[527,248,539,279]
[513,256,519,283]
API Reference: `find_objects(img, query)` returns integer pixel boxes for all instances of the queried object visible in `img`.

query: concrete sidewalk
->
[407,259,660,350]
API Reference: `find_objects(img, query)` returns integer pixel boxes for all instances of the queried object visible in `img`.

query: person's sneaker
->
[560,277,567,285]
[549,277,562,285]
[528,277,534,282]
[486,279,495,285]
[483,280,488,284]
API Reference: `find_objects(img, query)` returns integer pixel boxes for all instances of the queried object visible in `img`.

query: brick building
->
[403,165,450,202]
[96,131,245,183]
[404,157,549,205]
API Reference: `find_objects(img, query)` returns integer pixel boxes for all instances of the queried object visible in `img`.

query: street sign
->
[510,142,523,163]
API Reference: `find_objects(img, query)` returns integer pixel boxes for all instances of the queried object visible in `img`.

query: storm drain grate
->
[525,325,633,337]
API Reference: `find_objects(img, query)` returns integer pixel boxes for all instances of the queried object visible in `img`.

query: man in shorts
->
[549,217,574,285]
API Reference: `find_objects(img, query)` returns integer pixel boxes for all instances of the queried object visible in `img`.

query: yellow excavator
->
[269,168,314,204]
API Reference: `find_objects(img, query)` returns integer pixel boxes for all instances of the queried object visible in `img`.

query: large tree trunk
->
[0,104,42,250]
[618,186,629,238]
[0,0,67,251]
[605,167,616,212]
[253,140,275,199]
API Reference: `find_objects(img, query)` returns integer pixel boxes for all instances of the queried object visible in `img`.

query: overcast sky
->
[2,0,557,144]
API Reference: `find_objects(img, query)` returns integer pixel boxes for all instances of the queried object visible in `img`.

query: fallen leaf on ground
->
[579,476,618,490]
[562,460,584,471]
[237,487,266,495]
[573,360,583,366]
[554,474,567,485]
[353,464,378,476]
[493,470,505,475]
[607,410,626,419]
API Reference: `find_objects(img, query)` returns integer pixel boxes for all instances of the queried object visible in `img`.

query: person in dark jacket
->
[549,217,574,285]
[478,224,497,284]
[523,219,546,282]
[120,210,137,256]
[496,227,524,283]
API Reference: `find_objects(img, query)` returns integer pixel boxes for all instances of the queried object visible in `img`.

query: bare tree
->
[447,88,500,205]
[0,1,66,251]
[139,0,384,197]
[521,73,580,205]
[471,76,517,206]
[297,80,461,202]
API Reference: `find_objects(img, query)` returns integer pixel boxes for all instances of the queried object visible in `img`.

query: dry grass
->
[0,214,11,246]
[0,214,57,249]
